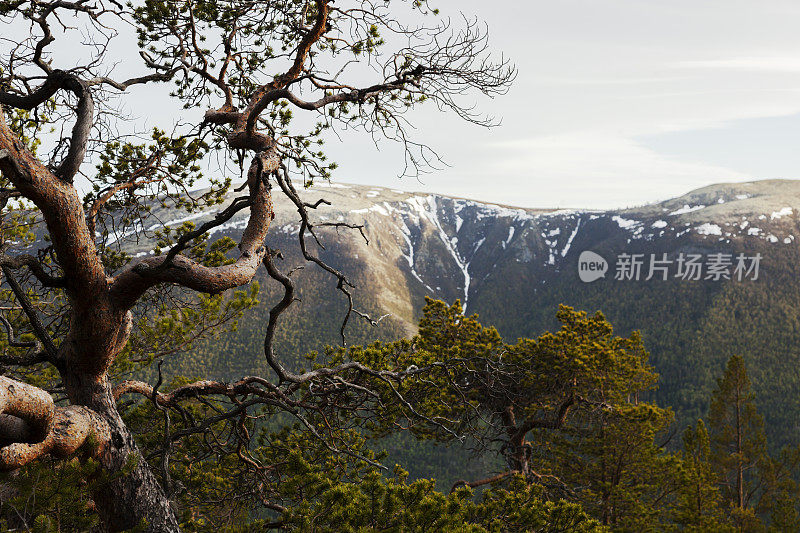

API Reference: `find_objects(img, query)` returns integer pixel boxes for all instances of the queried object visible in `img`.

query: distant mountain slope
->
[127,179,800,451]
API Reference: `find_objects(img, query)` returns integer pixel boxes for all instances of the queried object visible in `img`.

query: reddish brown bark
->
[0,100,278,530]
[0,0,514,528]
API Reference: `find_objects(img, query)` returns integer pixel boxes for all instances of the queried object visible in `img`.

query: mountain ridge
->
[123,178,800,315]
[127,178,800,452]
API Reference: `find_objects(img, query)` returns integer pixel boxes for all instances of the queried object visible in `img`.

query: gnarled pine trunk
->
[60,366,180,532]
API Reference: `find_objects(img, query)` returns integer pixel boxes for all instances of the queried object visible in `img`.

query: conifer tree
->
[673,419,733,532]
[708,355,772,531]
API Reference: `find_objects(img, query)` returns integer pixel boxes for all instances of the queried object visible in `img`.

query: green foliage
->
[93,129,210,199]
[5,285,800,531]
[342,298,659,461]
[115,300,634,531]
[0,458,99,531]
[672,420,733,531]
[114,283,260,377]
[121,371,390,530]
[87,128,232,277]
[471,238,800,454]
[706,356,800,532]
[152,223,238,267]
[3,104,55,157]
[708,355,770,526]
[532,403,679,531]
[283,469,605,533]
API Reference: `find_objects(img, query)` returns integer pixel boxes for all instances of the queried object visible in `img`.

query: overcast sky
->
[17,0,800,209]
[320,0,800,209]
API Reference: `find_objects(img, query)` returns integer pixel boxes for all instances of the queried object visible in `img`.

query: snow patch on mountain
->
[669,204,706,216]
[562,220,581,257]
[771,207,793,220]
[612,216,640,230]
[696,223,723,236]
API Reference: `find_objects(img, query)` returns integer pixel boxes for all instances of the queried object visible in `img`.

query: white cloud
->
[676,56,800,72]
[470,133,751,208]
[9,0,800,210]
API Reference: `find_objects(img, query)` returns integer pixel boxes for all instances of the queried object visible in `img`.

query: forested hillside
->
[142,179,800,456]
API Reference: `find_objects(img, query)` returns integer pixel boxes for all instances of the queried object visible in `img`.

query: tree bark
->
[0,102,282,530]
[61,369,180,532]
[0,103,184,532]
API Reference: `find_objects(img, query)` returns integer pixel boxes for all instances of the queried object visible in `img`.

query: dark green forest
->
[160,231,800,475]
[5,299,800,531]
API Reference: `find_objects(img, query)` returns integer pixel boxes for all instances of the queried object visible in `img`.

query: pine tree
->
[707,355,770,531]
[672,420,733,532]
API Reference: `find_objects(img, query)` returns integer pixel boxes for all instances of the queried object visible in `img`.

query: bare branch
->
[1,267,58,359]
[0,253,65,288]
